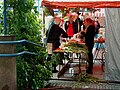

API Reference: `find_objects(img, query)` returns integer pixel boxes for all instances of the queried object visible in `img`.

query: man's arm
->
[61,28,68,38]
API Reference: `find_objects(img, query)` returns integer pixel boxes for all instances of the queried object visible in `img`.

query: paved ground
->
[44,79,120,90]
[51,55,104,80]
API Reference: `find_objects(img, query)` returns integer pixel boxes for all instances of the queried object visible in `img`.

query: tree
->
[6,0,52,89]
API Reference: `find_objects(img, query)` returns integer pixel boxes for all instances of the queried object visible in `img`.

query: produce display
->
[94,36,105,43]
[57,40,89,57]
[64,41,88,55]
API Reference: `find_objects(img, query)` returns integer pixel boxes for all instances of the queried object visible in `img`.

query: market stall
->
[42,0,120,81]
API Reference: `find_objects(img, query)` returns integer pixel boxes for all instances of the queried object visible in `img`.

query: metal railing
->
[0,39,41,57]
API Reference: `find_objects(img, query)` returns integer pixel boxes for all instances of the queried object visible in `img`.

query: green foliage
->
[64,42,89,57]
[51,53,61,65]
[17,59,52,90]
[77,73,99,83]
[6,0,52,89]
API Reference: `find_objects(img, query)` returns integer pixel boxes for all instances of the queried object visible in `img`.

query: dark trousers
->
[86,46,94,73]
[47,54,57,71]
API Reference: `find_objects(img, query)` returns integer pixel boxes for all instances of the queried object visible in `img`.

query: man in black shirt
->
[81,18,95,74]
[75,12,83,33]
[47,17,68,50]
[46,17,68,73]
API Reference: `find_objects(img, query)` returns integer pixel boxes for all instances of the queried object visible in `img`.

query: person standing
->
[46,17,68,73]
[94,17,100,38]
[81,18,95,74]
[75,12,83,33]
[64,15,76,39]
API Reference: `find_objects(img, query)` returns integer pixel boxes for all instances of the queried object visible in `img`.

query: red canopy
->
[42,0,120,8]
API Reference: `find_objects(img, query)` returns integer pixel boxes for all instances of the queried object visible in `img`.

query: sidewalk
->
[47,63,120,89]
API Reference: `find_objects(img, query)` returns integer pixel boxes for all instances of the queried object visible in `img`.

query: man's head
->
[95,17,99,21]
[54,17,61,25]
[77,12,81,15]
[83,18,93,26]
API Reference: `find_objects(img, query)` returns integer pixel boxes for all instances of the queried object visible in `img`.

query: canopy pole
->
[3,0,7,35]
[43,9,45,35]
[38,0,41,13]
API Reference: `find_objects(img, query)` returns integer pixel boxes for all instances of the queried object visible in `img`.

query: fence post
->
[0,36,16,90]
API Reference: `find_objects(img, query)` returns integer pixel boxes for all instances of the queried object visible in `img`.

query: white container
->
[69,68,74,76]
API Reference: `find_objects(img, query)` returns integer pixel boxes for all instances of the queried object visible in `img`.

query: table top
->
[53,42,88,54]
[53,48,87,54]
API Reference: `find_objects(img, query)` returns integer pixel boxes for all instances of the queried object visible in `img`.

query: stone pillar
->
[0,36,16,90]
